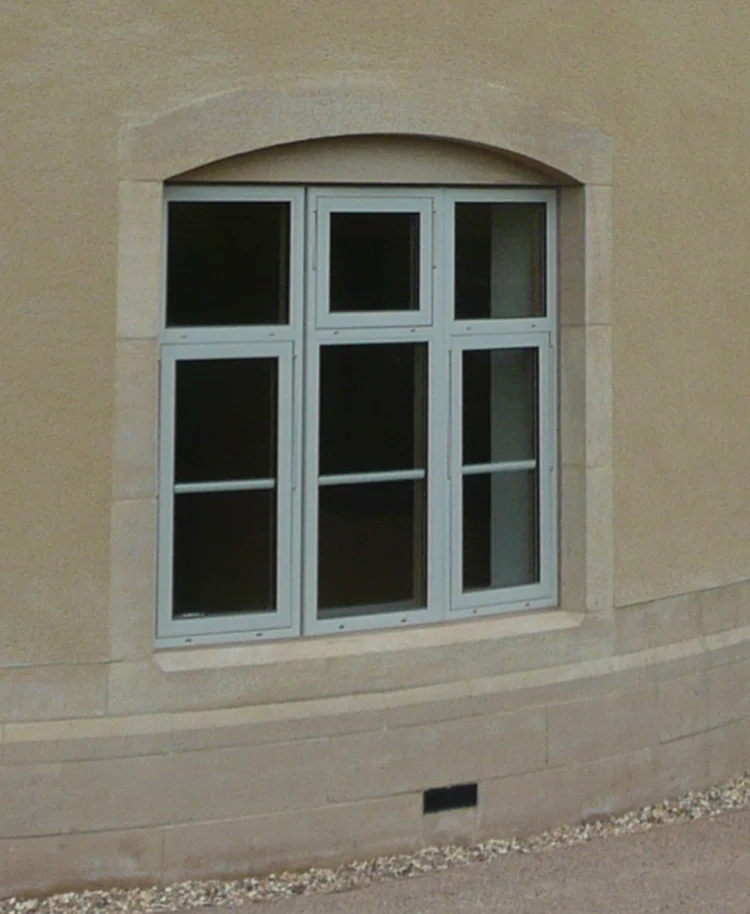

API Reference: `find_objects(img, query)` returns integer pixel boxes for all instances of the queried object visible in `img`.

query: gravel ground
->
[3,772,749,914]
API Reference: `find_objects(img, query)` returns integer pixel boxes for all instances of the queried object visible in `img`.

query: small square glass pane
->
[173,489,276,617]
[319,343,427,475]
[462,348,537,466]
[455,203,545,319]
[317,479,427,618]
[167,201,290,326]
[462,471,539,592]
[175,358,277,483]
[329,212,419,312]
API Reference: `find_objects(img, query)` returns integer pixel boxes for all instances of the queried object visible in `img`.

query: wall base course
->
[1,587,749,896]
[161,796,423,885]
[0,830,163,899]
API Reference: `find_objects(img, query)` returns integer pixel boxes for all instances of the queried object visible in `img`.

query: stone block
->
[584,184,613,327]
[1,714,171,765]
[558,185,585,329]
[615,592,701,655]
[657,671,708,742]
[547,687,659,766]
[0,664,106,723]
[0,739,330,838]
[585,465,614,613]
[708,718,750,784]
[107,657,333,715]
[116,181,162,341]
[422,805,480,847]
[328,708,546,803]
[0,829,162,898]
[655,732,710,799]
[699,581,745,635]
[560,326,585,468]
[162,794,422,883]
[559,465,586,612]
[109,498,157,661]
[585,325,613,469]
[706,659,750,728]
[112,339,158,500]
[481,747,657,838]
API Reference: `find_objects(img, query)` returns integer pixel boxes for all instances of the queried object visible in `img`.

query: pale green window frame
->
[157,185,557,645]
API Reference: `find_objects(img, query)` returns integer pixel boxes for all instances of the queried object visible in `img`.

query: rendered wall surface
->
[1,0,749,896]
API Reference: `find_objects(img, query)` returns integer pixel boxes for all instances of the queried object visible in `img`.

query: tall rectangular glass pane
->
[167,201,290,325]
[462,471,538,591]
[317,480,427,618]
[455,203,545,319]
[175,358,277,483]
[173,489,276,616]
[462,348,537,466]
[319,343,427,475]
[329,212,419,312]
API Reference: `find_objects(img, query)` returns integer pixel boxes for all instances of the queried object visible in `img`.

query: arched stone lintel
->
[119,71,612,185]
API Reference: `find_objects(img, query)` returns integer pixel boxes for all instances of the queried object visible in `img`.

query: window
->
[157,185,557,644]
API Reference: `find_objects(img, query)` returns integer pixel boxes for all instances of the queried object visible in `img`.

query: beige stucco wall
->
[1,0,750,896]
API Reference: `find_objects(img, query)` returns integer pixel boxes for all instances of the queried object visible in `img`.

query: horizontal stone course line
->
[0,718,745,844]
[658,717,750,746]
[616,577,750,610]
[0,795,424,842]
[546,686,660,766]
[3,626,749,738]
[0,739,333,838]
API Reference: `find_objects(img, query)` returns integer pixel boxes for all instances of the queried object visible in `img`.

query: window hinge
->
[447,350,452,480]
[311,207,318,271]
[432,201,437,271]
[292,352,299,490]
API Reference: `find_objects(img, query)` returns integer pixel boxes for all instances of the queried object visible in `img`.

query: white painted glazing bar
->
[174,478,276,494]
[318,468,426,487]
[461,460,537,476]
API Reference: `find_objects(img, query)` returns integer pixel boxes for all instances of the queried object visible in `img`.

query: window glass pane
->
[455,203,545,319]
[462,348,537,465]
[175,358,276,483]
[319,343,427,475]
[173,489,276,617]
[167,201,289,326]
[462,471,539,591]
[317,480,427,618]
[329,212,419,312]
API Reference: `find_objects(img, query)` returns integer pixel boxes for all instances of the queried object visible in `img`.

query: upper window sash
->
[161,185,305,345]
[309,189,434,329]
[445,188,557,336]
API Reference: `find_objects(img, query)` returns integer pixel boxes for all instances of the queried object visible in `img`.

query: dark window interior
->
[167,201,289,326]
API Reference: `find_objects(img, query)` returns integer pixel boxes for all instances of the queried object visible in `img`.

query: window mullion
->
[430,189,451,620]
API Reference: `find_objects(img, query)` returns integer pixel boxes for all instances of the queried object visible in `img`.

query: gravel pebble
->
[3,772,749,912]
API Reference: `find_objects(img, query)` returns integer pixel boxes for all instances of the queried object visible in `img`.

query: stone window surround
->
[111,71,613,685]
